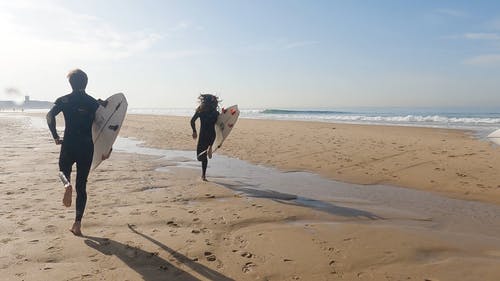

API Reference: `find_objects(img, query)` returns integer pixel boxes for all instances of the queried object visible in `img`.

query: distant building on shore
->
[0,96,52,110]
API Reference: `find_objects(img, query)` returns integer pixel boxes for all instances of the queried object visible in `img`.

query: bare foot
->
[207,146,212,159]
[63,185,72,207]
[69,221,82,236]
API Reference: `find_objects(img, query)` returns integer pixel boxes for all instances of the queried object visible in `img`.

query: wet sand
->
[1,113,499,281]
[120,114,500,205]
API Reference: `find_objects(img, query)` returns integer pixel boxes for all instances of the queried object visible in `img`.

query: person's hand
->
[192,131,197,139]
[98,99,109,107]
[55,138,63,145]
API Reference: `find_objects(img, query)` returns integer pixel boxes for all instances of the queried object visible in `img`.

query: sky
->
[1,0,500,109]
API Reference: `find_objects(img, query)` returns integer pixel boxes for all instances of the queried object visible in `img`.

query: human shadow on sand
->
[84,227,234,281]
[214,180,384,220]
[127,224,235,281]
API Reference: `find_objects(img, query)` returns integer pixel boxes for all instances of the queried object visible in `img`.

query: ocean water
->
[129,107,500,133]
[6,106,499,134]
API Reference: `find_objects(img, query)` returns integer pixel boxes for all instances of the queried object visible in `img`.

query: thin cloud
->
[169,20,204,33]
[239,42,275,52]
[464,33,500,40]
[240,40,319,52]
[463,54,500,66]
[170,20,192,32]
[435,8,468,18]
[284,40,319,49]
[156,49,212,60]
[0,0,162,62]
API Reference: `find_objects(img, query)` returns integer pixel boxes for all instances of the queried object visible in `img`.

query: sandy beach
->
[120,115,500,205]
[1,113,500,281]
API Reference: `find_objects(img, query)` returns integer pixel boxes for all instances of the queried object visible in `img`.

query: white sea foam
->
[124,107,500,131]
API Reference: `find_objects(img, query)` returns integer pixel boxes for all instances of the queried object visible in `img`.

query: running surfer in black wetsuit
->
[46,69,107,236]
[191,94,219,181]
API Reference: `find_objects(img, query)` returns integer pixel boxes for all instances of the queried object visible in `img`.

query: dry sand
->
[0,113,499,281]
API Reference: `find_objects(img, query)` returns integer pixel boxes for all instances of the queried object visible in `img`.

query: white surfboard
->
[213,105,239,153]
[197,105,240,157]
[91,93,128,170]
[487,129,500,145]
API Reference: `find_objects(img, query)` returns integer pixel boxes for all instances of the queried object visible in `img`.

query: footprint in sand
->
[129,209,141,215]
[166,221,179,227]
[204,251,217,261]
[44,225,57,234]
[240,252,253,258]
[15,254,27,261]
[242,262,256,273]
[47,246,63,255]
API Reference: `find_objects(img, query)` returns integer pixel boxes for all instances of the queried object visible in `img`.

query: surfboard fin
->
[108,125,119,131]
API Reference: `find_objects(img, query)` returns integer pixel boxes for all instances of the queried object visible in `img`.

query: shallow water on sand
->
[113,138,500,240]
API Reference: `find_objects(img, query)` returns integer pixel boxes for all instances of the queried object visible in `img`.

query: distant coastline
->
[0,96,52,111]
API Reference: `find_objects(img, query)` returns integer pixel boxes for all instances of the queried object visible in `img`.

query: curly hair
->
[197,94,219,112]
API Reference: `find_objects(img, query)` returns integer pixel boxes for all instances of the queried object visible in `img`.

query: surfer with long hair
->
[191,94,219,181]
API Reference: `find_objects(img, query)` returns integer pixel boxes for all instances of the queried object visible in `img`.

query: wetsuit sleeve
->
[46,99,63,140]
[90,96,100,114]
[190,112,200,132]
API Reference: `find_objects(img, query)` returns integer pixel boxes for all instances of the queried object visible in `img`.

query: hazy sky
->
[1,0,500,109]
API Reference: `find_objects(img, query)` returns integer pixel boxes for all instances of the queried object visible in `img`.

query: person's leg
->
[207,132,216,159]
[207,145,212,159]
[197,138,209,181]
[71,143,93,236]
[201,159,208,181]
[59,144,74,207]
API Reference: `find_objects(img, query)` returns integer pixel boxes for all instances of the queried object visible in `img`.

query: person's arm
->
[190,112,199,139]
[46,101,63,144]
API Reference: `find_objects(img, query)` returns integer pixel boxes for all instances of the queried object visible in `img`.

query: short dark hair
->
[67,69,88,90]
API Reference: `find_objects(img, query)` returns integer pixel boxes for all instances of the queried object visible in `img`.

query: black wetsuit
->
[191,109,219,176]
[47,91,99,222]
